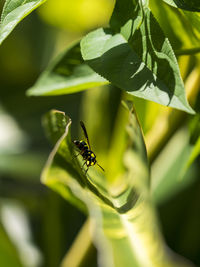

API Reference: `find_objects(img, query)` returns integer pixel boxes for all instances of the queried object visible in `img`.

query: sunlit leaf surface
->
[42,105,190,267]
[81,0,194,114]
[0,0,46,45]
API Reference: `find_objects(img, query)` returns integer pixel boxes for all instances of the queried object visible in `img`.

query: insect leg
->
[81,161,86,171]
[72,152,80,160]
[85,167,89,175]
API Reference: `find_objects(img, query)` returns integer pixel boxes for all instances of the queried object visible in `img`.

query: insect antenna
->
[80,121,91,149]
[97,163,105,172]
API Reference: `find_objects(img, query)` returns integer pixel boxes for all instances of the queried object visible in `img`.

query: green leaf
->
[0,0,46,45]
[27,42,108,96]
[81,1,194,114]
[150,0,200,51]
[109,0,147,31]
[42,105,188,267]
[162,0,200,12]
[41,110,87,213]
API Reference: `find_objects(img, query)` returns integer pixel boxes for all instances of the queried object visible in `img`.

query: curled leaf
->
[41,105,189,267]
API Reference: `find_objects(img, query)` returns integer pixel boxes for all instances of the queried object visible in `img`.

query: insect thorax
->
[74,140,88,151]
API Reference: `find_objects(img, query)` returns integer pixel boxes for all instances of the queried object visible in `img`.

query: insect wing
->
[80,121,91,149]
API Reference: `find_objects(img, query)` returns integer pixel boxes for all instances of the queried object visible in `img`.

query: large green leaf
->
[27,42,108,96]
[0,0,46,45]
[81,0,194,114]
[162,0,200,12]
[42,105,191,267]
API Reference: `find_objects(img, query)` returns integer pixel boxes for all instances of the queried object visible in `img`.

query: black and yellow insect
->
[73,121,104,173]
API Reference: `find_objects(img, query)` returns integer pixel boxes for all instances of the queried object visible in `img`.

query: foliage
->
[0,0,200,267]
[0,0,46,45]
[27,42,108,96]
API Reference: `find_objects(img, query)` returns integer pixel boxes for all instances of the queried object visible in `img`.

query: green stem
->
[175,47,200,56]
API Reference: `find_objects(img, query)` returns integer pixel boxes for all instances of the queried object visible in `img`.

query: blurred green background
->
[0,0,200,266]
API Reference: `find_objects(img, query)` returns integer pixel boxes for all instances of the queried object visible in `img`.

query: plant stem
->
[175,47,200,56]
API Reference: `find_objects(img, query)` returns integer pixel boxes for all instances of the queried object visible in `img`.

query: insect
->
[73,121,105,174]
